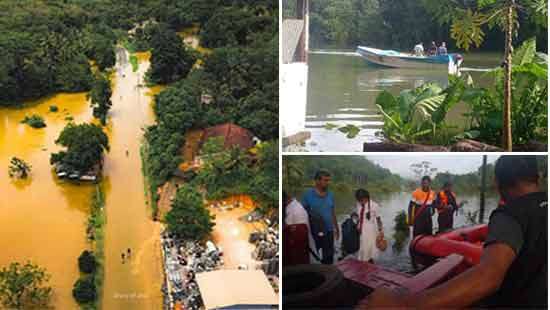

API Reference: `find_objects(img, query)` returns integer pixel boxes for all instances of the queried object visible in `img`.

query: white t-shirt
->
[285,199,319,262]
[414,44,424,56]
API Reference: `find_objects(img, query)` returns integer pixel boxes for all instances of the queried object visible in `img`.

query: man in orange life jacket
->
[364,156,547,308]
[435,181,460,233]
[408,176,436,237]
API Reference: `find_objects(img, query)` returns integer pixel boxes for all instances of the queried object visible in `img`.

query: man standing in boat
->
[365,156,547,308]
[413,42,424,56]
[302,170,339,264]
[435,181,464,233]
[408,176,436,237]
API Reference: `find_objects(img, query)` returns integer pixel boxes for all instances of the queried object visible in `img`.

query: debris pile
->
[250,226,279,276]
[161,232,223,310]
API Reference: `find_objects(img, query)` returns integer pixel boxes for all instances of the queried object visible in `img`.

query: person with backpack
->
[302,170,339,264]
[355,189,384,262]
[364,156,547,308]
[407,176,436,237]
[341,212,360,258]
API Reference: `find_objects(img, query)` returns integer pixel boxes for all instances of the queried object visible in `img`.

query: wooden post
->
[479,155,487,223]
[502,0,514,151]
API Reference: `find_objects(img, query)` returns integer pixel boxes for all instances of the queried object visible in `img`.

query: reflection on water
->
[304,52,502,152]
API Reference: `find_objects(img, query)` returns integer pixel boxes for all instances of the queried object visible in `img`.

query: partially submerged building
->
[282,0,310,147]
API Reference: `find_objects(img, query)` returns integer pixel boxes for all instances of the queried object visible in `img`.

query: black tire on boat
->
[283,264,346,308]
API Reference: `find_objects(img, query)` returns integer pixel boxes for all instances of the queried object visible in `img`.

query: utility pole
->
[479,155,487,223]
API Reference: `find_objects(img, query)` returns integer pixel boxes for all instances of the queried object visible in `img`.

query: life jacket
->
[437,190,457,214]
[407,188,435,226]
[341,217,360,255]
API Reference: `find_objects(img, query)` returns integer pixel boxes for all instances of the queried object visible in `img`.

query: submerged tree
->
[422,0,548,150]
[0,262,52,309]
[89,72,112,126]
[50,123,109,173]
[8,157,31,179]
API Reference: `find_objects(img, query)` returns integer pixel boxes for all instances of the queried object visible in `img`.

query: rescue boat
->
[410,224,488,269]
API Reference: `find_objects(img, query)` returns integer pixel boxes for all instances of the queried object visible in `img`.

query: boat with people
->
[356,46,463,74]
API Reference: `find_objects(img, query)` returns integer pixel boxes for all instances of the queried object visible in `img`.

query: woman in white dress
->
[355,189,384,262]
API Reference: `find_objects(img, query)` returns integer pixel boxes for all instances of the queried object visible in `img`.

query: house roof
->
[201,123,255,151]
[196,270,278,310]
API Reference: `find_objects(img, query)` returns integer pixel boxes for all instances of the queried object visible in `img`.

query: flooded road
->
[0,47,163,308]
[101,47,163,309]
[304,52,502,151]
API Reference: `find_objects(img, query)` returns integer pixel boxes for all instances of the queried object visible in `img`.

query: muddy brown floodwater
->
[0,47,164,309]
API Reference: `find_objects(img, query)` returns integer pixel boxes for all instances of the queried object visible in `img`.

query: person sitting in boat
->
[364,156,547,309]
[354,189,385,263]
[438,42,448,56]
[407,176,436,237]
[413,43,424,56]
[427,41,438,56]
[435,181,464,233]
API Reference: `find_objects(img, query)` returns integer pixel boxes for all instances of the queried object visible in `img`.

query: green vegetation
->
[375,39,547,149]
[78,251,97,274]
[0,262,52,309]
[49,105,59,112]
[392,211,409,253]
[21,115,46,128]
[75,186,105,309]
[72,276,97,304]
[89,72,113,125]
[8,157,31,179]
[303,0,547,51]
[283,156,404,198]
[165,185,214,241]
[143,1,277,216]
[129,55,139,72]
[146,23,197,85]
[50,123,109,173]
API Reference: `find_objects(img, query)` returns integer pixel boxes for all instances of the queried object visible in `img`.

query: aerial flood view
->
[282,0,548,152]
[0,1,278,309]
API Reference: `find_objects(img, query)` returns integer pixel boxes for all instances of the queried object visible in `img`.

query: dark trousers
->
[437,209,454,233]
[314,231,335,264]
[413,209,433,237]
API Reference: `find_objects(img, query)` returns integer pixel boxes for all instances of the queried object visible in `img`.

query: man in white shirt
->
[414,43,424,56]
[284,191,319,264]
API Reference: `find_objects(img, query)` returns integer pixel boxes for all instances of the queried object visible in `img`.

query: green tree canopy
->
[89,72,113,125]
[50,123,109,173]
[165,185,214,240]
[147,23,197,85]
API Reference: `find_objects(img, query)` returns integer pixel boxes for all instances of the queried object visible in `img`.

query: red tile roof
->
[201,123,255,150]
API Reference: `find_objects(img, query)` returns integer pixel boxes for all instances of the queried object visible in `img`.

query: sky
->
[367,155,499,179]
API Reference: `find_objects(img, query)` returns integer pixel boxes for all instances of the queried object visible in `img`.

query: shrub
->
[78,251,97,274]
[72,276,97,304]
[21,115,46,128]
[49,105,58,112]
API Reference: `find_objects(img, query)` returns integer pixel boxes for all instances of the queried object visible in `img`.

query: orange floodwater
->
[0,47,164,309]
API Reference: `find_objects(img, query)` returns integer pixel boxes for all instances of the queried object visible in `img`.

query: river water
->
[0,48,163,308]
[304,52,502,151]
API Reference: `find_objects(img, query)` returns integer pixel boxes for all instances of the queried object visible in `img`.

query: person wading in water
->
[435,181,465,233]
[407,176,436,237]
[365,156,547,308]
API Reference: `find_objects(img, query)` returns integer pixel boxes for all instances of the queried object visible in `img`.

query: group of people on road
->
[414,41,448,57]
[121,248,132,263]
